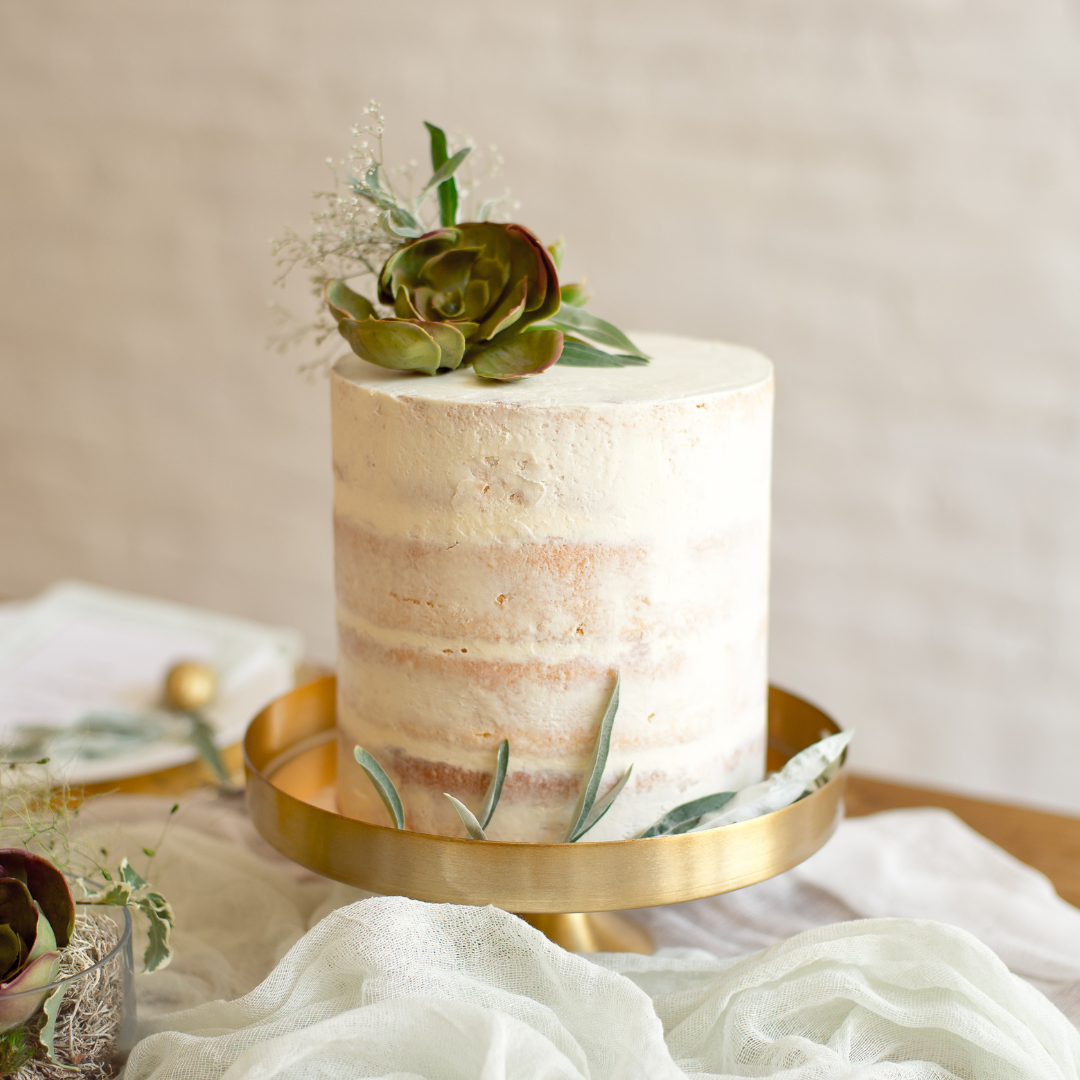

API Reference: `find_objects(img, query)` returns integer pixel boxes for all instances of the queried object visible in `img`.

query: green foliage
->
[331,221,563,379]
[353,747,405,830]
[77,859,174,974]
[562,673,635,843]
[274,108,646,381]
[478,740,509,830]
[444,738,511,841]
[637,792,737,838]
[445,795,488,840]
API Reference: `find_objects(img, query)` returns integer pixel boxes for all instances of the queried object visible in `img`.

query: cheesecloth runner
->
[73,796,1080,1079]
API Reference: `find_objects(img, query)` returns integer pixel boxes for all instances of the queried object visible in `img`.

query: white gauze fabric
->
[73,795,1080,1079]
[122,898,1080,1080]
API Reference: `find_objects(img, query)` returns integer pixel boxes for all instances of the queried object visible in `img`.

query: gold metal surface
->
[520,912,653,953]
[244,677,844,915]
[164,661,218,711]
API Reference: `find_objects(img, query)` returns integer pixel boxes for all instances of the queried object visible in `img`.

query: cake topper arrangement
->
[273,104,649,380]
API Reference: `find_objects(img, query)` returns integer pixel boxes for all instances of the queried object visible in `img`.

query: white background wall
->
[2,0,1079,813]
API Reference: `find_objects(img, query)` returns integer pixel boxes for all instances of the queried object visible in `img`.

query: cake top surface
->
[333,332,771,407]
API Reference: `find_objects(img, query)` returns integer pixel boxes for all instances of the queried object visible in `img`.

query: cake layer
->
[332,332,774,841]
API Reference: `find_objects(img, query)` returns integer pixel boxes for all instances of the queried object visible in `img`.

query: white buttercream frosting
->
[332,332,774,841]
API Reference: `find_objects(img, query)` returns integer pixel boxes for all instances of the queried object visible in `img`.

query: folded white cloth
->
[75,795,1080,1079]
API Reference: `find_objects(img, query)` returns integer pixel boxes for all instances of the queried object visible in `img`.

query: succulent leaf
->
[0,879,37,966]
[338,318,443,375]
[0,929,19,984]
[471,328,564,380]
[546,238,565,271]
[0,952,61,1033]
[324,280,376,324]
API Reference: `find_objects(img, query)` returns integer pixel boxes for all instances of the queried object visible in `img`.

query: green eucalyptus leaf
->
[424,121,459,227]
[547,306,649,359]
[478,739,509,829]
[444,794,487,840]
[570,765,633,842]
[555,338,649,368]
[339,318,442,375]
[380,208,425,240]
[471,328,563,381]
[325,279,376,324]
[637,791,737,839]
[561,672,621,843]
[476,197,499,223]
[354,746,405,829]
[348,164,400,212]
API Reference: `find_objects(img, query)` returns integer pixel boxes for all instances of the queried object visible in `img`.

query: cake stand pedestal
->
[244,678,844,954]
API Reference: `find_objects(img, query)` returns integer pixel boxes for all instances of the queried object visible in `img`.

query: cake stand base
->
[519,912,653,954]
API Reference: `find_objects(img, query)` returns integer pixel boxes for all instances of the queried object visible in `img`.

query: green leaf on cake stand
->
[562,672,635,843]
[445,796,488,840]
[479,739,509,828]
[353,746,405,830]
[445,738,510,840]
[637,791,737,838]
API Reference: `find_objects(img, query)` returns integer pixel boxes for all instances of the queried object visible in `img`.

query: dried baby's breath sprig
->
[270,103,516,377]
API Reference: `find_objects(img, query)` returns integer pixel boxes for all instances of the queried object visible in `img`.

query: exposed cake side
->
[332,332,774,841]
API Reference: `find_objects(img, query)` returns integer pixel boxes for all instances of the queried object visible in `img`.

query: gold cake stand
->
[244,677,844,954]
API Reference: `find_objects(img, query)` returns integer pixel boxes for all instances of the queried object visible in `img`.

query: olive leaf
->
[479,739,509,829]
[546,305,649,360]
[353,746,405,829]
[445,794,487,840]
[424,121,460,227]
[556,338,649,368]
[637,791,737,839]
[562,673,624,843]
[571,765,634,842]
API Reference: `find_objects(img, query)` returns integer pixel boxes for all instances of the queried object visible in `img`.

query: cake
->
[332,331,774,842]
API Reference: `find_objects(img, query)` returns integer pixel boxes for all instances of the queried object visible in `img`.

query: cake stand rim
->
[244,676,845,912]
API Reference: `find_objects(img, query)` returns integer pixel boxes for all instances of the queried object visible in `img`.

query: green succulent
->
[323,120,651,381]
[0,850,74,1033]
[327,222,564,380]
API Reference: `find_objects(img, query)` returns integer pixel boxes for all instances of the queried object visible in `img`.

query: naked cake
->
[332,331,773,841]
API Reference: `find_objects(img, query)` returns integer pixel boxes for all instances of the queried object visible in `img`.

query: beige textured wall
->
[2,1,1079,812]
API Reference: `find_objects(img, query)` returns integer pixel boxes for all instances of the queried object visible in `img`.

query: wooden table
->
[846,773,1080,909]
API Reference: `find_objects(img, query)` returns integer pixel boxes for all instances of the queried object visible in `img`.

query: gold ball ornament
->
[164,661,218,712]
